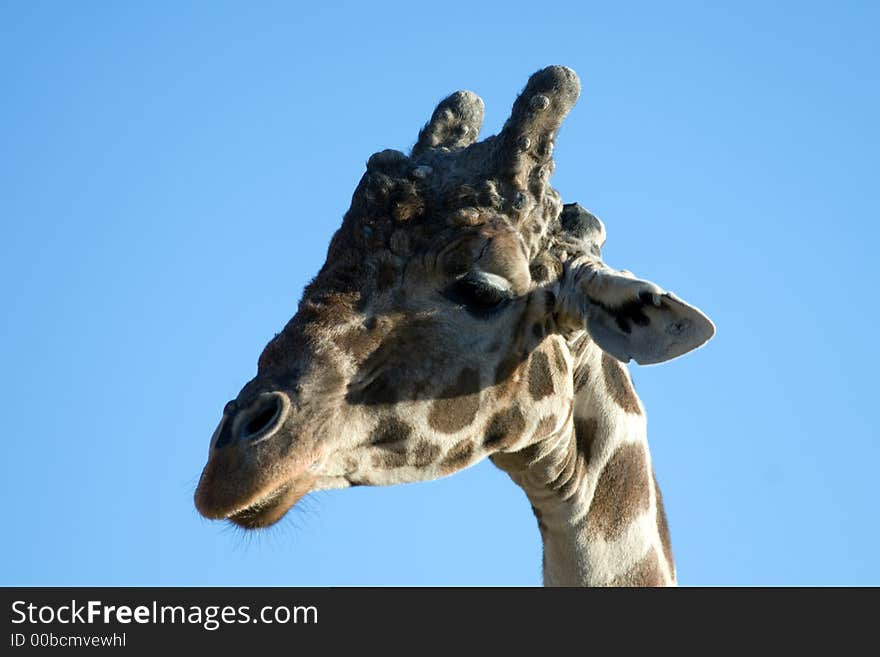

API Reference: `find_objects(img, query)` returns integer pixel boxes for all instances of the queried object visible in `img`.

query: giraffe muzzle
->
[195,389,321,524]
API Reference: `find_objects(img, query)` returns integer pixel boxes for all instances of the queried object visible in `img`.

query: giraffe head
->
[194,66,714,529]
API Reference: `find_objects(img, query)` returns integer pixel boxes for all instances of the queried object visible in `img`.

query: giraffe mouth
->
[227,478,314,529]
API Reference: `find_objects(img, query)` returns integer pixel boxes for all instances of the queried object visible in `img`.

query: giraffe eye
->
[444,274,512,317]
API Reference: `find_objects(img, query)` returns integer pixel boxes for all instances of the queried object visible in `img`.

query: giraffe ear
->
[563,261,715,365]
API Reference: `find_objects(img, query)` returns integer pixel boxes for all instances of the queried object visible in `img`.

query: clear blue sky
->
[2,1,878,586]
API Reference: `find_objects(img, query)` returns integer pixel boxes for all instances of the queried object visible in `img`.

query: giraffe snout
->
[196,389,317,524]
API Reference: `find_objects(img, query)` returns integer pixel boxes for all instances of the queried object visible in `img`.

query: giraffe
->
[194,66,715,586]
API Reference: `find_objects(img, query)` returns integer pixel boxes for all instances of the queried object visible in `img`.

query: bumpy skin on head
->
[194,67,713,586]
[336,66,581,269]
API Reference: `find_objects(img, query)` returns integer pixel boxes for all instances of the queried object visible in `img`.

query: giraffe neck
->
[496,344,675,586]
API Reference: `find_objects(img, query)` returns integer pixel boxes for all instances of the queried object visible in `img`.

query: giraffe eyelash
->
[443,273,513,317]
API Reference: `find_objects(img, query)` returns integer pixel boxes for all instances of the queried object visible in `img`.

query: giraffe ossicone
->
[194,66,715,586]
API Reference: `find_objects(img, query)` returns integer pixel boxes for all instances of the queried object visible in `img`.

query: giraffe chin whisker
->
[226,477,315,530]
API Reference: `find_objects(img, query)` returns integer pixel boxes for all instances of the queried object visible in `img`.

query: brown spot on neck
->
[369,416,412,446]
[483,407,527,450]
[411,440,442,468]
[368,417,413,469]
[601,353,641,415]
[574,416,599,466]
[528,351,555,400]
[585,442,650,539]
[427,367,481,434]
[372,450,408,469]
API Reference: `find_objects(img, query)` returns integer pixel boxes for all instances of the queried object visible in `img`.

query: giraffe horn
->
[494,65,581,187]
[413,90,485,155]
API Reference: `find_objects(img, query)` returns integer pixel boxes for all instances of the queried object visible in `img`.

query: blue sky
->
[2,1,878,586]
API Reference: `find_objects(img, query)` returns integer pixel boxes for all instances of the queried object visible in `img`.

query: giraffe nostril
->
[237,393,284,443]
